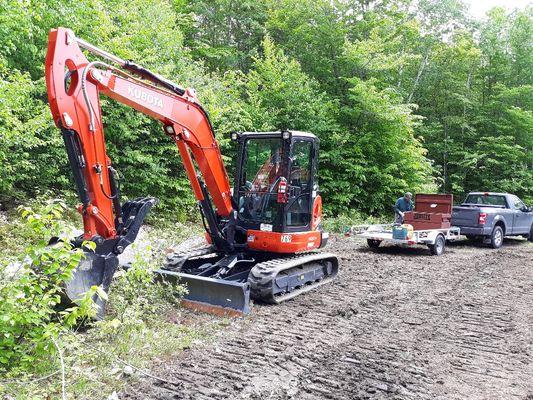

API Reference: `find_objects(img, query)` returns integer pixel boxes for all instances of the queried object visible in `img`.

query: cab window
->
[286,140,313,227]
[464,194,507,207]
[509,195,525,210]
[238,138,284,224]
[289,140,312,192]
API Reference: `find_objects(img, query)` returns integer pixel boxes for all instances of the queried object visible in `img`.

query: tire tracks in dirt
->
[123,237,533,399]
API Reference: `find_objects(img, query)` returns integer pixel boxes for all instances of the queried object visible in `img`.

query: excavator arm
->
[46,27,235,252]
[45,28,240,315]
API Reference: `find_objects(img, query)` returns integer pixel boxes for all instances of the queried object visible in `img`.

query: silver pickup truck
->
[451,192,533,248]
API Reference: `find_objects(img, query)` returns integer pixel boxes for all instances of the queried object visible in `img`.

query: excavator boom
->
[46,28,234,244]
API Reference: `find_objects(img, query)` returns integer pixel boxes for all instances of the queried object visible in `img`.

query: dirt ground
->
[123,236,533,400]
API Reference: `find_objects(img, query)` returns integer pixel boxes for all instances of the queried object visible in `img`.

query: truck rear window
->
[464,194,507,206]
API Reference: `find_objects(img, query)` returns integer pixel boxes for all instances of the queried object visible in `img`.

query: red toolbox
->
[404,194,453,230]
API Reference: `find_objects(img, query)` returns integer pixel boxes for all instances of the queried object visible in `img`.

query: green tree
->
[0,0,250,218]
[1,0,531,218]
[176,0,268,72]
[266,0,347,94]
[335,77,434,214]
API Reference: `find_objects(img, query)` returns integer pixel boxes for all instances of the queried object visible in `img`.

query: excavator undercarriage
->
[160,247,338,315]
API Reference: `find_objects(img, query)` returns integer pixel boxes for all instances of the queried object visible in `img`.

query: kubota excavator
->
[45,27,338,316]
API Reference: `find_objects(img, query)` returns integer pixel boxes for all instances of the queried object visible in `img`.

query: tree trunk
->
[408,50,430,103]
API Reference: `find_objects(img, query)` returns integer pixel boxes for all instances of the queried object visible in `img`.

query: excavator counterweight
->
[45,28,338,317]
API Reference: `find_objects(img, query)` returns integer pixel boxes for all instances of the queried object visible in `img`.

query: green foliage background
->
[1,0,532,218]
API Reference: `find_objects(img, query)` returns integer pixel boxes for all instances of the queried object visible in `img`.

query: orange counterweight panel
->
[246,230,322,253]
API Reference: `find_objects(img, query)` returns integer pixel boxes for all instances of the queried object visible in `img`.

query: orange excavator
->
[45,27,338,316]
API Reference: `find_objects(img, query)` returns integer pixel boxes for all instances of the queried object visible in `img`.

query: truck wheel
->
[490,226,504,249]
[367,239,382,248]
[428,234,445,256]
[529,224,533,242]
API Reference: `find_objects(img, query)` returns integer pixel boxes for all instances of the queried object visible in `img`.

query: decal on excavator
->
[127,85,164,108]
[281,234,292,243]
[260,223,273,232]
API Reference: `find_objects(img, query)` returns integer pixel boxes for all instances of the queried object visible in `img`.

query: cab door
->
[509,195,531,234]
[236,136,288,232]
[284,138,315,232]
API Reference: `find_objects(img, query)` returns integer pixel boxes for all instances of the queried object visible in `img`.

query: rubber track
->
[248,251,338,303]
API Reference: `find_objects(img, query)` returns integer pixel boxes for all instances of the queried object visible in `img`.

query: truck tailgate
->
[451,206,480,227]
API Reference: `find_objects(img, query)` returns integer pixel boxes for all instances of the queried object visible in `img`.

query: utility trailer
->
[351,224,461,256]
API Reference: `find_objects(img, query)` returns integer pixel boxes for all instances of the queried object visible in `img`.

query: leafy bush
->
[105,249,186,328]
[84,246,188,365]
[0,199,200,398]
[0,201,95,373]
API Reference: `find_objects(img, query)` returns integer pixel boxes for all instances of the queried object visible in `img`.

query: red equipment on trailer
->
[403,194,453,230]
[45,28,338,316]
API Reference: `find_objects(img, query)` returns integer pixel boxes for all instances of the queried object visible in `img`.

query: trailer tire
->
[367,239,382,249]
[428,234,445,256]
[528,223,533,242]
[490,225,504,249]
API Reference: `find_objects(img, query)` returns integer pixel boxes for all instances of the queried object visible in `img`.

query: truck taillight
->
[478,212,487,225]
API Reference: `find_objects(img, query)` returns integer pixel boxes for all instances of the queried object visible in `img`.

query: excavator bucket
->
[61,198,156,319]
[63,251,119,319]
[155,269,251,316]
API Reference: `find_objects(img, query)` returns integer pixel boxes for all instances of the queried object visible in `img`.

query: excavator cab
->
[233,131,320,237]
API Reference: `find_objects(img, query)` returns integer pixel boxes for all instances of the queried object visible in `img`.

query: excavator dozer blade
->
[154,269,251,316]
